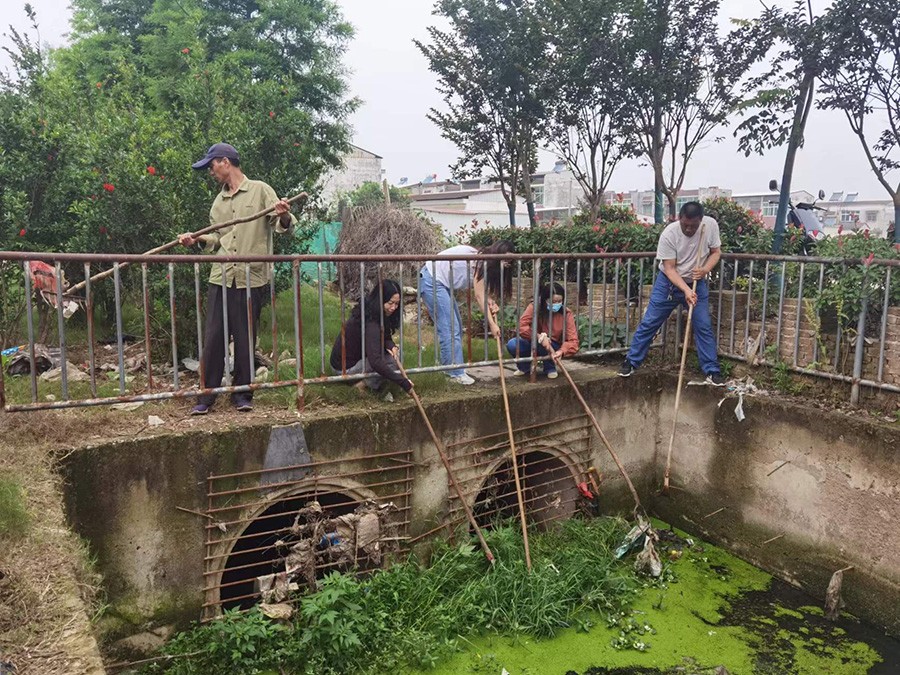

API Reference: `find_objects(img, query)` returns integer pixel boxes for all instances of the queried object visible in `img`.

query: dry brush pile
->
[334,204,444,298]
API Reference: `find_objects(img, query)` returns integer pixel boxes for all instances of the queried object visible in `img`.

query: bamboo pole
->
[494,332,532,570]
[68,192,309,294]
[663,222,707,494]
[554,358,643,514]
[393,356,495,565]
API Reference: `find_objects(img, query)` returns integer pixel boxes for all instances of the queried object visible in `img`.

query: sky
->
[0,0,892,201]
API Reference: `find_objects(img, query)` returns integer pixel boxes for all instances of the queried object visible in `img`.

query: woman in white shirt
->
[420,240,514,384]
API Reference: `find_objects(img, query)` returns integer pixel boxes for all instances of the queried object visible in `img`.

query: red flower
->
[592,225,600,232]
[837,224,843,235]
[18,229,26,237]
[864,229,870,239]
[269,111,275,118]
[160,175,165,181]
[99,226,107,235]
[90,194,97,201]
[103,183,115,192]
[864,252,875,267]
[613,228,619,234]
[181,48,190,54]
[147,166,156,175]
[736,226,742,234]
[96,82,102,89]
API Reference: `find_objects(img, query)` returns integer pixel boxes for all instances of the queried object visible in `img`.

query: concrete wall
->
[56,370,900,646]
[650,380,900,635]
[57,373,658,642]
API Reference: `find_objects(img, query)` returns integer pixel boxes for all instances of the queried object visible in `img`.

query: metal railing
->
[0,250,897,412]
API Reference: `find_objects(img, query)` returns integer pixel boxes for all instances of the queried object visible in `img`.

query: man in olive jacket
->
[179,143,297,414]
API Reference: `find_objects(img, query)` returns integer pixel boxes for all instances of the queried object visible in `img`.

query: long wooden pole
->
[663,222,707,494]
[67,192,309,294]
[553,358,643,514]
[393,356,495,565]
[494,332,532,570]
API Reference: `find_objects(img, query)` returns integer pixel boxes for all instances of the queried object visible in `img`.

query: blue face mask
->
[548,302,563,313]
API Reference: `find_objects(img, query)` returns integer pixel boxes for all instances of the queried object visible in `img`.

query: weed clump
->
[0,474,29,539]
[147,518,635,675]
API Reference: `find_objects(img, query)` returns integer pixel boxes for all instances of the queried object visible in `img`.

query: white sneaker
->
[450,373,475,385]
[546,371,559,379]
[512,369,526,377]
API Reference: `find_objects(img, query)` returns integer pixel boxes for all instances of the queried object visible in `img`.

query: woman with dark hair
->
[506,282,579,379]
[329,279,412,393]
[420,240,515,384]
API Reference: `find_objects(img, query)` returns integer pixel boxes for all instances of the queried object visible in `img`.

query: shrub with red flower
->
[147,166,156,175]
[19,229,26,237]
[102,183,115,192]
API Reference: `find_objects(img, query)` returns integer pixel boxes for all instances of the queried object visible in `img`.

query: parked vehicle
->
[768,180,827,255]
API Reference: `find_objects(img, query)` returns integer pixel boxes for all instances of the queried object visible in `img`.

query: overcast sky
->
[1,0,891,200]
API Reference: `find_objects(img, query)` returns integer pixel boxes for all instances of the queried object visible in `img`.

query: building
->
[731,190,816,229]
[409,187,532,237]
[817,192,895,237]
[319,145,383,204]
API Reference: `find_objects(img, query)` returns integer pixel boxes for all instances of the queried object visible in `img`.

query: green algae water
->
[416,525,898,675]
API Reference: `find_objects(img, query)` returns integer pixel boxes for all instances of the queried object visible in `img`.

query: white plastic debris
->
[39,361,90,382]
[147,415,165,427]
[181,357,200,372]
[110,401,144,411]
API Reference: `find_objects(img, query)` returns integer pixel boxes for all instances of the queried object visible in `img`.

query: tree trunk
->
[773,71,815,253]
[526,200,537,227]
[893,191,900,245]
[507,200,517,228]
[652,106,666,225]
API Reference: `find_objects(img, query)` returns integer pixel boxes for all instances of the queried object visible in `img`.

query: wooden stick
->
[761,533,784,545]
[702,506,726,520]
[836,565,854,573]
[554,358,643,514]
[392,356,495,565]
[175,505,214,520]
[68,192,309,294]
[767,460,791,476]
[663,222,707,494]
[494,332,532,570]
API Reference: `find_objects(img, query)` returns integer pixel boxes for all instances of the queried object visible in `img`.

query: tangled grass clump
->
[335,204,444,297]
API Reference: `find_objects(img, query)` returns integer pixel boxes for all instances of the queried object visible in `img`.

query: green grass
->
[145,518,637,675]
[0,474,30,539]
[146,519,886,675]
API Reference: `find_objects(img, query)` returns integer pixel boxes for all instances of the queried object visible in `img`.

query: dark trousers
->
[199,283,268,405]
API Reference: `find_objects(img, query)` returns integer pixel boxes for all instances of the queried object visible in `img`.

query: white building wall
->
[319,146,383,204]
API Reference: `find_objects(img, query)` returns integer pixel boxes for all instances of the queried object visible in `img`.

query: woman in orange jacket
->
[506,282,579,379]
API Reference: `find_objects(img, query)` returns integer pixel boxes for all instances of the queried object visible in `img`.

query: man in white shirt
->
[619,201,725,385]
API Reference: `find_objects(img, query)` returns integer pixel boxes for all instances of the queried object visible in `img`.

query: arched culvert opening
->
[472,450,580,532]
[219,489,395,612]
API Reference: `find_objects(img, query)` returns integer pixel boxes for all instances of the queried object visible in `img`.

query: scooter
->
[768,180,828,255]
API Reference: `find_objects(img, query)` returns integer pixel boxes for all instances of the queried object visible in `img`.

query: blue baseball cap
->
[192,143,240,170]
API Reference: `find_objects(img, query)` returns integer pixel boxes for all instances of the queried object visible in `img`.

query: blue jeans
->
[625,274,720,375]
[420,270,465,377]
[506,337,560,374]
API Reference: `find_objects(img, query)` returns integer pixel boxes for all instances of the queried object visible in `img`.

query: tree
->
[629,0,767,223]
[544,0,640,221]
[735,3,829,253]
[346,181,411,209]
[820,0,900,244]
[0,0,356,345]
[416,0,549,227]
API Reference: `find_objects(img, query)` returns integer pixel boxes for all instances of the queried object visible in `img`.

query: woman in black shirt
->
[330,279,413,392]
